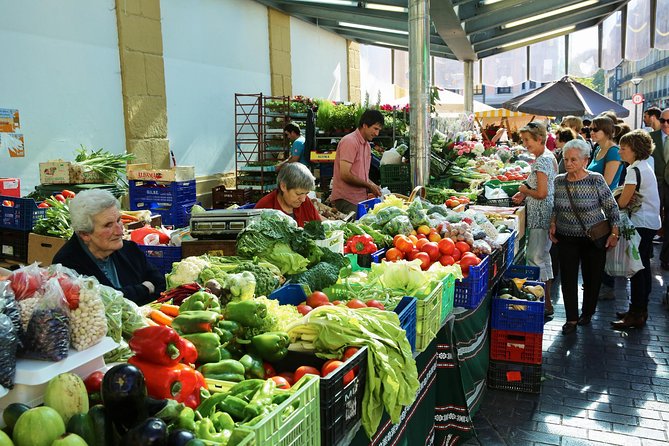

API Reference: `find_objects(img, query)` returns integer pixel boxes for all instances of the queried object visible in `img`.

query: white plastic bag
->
[605,214,644,278]
[380,147,402,165]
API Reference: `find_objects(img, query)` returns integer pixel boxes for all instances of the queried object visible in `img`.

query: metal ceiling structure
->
[254,0,630,61]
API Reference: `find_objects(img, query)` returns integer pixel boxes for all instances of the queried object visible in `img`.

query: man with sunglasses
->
[651,109,669,269]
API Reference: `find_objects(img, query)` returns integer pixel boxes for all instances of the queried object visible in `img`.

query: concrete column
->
[114,0,170,168]
[268,8,292,96]
[463,61,474,114]
[409,0,431,187]
[347,40,361,103]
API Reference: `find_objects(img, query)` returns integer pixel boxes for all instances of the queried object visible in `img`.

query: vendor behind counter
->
[52,189,165,305]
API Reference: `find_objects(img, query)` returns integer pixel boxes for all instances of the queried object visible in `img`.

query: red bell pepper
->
[346,234,377,255]
[128,325,198,366]
[128,357,206,409]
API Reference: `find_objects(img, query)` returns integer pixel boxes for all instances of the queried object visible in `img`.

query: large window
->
[496,87,512,94]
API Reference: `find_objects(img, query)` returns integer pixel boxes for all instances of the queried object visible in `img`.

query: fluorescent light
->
[499,26,575,48]
[338,21,409,35]
[365,3,408,13]
[295,0,356,6]
[481,0,504,4]
[373,41,407,49]
[502,0,598,28]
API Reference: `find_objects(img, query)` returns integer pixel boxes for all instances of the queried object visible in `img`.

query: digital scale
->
[189,209,264,239]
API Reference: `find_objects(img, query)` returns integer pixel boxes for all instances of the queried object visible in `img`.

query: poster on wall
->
[0,133,25,158]
[0,108,20,132]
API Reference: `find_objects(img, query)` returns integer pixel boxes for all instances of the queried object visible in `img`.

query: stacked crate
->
[129,180,196,227]
[380,164,411,196]
[488,265,544,393]
[0,196,47,263]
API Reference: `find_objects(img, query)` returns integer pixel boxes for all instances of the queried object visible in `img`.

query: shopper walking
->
[549,139,621,335]
[651,108,669,269]
[611,131,661,329]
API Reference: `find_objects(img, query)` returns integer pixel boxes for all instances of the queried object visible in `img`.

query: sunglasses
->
[660,118,669,124]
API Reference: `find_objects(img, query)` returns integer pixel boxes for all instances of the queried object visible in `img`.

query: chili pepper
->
[179,290,221,312]
[346,234,377,255]
[157,282,203,304]
[271,393,291,405]
[181,332,231,364]
[175,406,197,432]
[219,395,248,421]
[239,353,265,380]
[243,378,276,420]
[54,193,66,203]
[211,411,235,431]
[196,391,229,418]
[224,301,267,328]
[127,357,205,409]
[195,418,232,443]
[249,332,290,362]
[197,359,246,382]
[128,325,198,366]
[172,310,222,334]
[228,379,265,398]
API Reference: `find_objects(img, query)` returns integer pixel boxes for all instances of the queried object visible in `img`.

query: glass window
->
[496,86,512,94]
[568,27,598,77]
[626,0,651,61]
[529,36,565,83]
[482,47,526,87]
[601,12,622,70]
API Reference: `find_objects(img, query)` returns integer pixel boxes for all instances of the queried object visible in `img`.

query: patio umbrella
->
[502,76,629,117]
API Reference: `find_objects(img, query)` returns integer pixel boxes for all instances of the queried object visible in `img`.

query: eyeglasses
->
[660,118,669,124]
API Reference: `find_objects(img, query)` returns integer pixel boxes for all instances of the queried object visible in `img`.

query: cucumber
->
[2,402,30,434]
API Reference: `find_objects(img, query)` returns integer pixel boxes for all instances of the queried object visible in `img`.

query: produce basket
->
[490,329,542,365]
[453,255,489,309]
[0,228,29,262]
[483,179,523,196]
[138,245,182,275]
[487,248,504,291]
[504,264,540,281]
[129,180,196,206]
[0,195,47,231]
[207,374,320,446]
[356,197,381,219]
[476,195,513,207]
[491,281,545,333]
[394,295,417,353]
[502,230,517,270]
[414,280,443,352]
[487,360,542,393]
[131,201,195,228]
[212,185,253,208]
[440,273,456,323]
[269,282,310,305]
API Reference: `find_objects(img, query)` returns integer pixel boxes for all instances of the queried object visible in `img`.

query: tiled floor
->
[465,245,669,445]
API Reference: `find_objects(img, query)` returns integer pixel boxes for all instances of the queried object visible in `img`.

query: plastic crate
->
[314,230,344,254]
[476,195,513,207]
[269,282,310,305]
[131,201,196,228]
[345,248,385,271]
[0,196,47,231]
[490,329,543,364]
[483,179,523,196]
[383,181,412,196]
[0,229,29,262]
[415,280,443,352]
[273,348,367,446]
[356,197,381,219]
[138,245,182,275]
[487,249,504,291]
[237,202,256,209]
[394,295,417,353]
[380,164,410,184]
[212,185,253,208]
[491,281,545,333]
[487,360,542,393]
[503,230,517,269]
[440,274,456,323]
[129,180,196,206]
[504,264,540,281]
[207,374,320,446]
[453,255,490,309]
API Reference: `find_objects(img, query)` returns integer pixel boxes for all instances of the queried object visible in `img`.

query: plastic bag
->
[69,277,108,351]
[9,262,46,300]
[121,298,148,340]
[0,281,23,350]
[99,284,124,343]
[605,224,644,278]
[382,215,413,236]
[22,278,70,361]
[0,314,17,389]
[380,147,402,165]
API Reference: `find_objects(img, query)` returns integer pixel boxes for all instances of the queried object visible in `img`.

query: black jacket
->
[52,236,165,305]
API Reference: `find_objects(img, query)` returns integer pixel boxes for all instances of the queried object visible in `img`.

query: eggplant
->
[123,417,167,446]
[101,364,148,432]
[167,429,196,446]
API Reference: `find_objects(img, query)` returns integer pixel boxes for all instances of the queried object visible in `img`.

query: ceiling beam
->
[327,26,455,56]
[277,3,408,28]
[431,0,477,61]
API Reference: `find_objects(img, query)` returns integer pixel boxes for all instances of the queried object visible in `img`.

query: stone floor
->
[465,244,669,445]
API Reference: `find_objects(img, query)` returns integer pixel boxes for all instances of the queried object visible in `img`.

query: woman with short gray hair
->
[53,189,165,305]
[255,162,323,227]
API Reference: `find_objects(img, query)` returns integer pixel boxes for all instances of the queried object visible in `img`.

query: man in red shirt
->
[254,162,322,227]
[329,110,384,214]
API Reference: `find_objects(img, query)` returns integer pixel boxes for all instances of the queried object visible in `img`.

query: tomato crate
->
[129,180,196,207]
[504,264,540,281]
[453,254,489,309]
[414,280,443,352]
[487,360,542,393]
[380,164,410,184]
[0,228,29,262]
[395,295,417,353]
[273,347,367,446]
[491,281,545,333]
[490,329,543,364]
[0,196,47,231]
[440,273,456,323]
[503,230,517,270]
[487,249,504,291]
[138,245,182,275]
[207,374,320,446]
[356,197,381,219]
[130,201,196,228]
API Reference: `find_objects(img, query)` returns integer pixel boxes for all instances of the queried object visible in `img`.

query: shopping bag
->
[605,214,643,278]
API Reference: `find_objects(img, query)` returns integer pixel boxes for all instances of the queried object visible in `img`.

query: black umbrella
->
[502,76,629,118]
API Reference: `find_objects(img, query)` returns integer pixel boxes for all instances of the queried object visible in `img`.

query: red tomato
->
[263,362,277,378]
[342,347,359,361]
[416,233,427,240]
[321,359,344,378]
[497,175,508,181]
[365,299,385,310]
[296,304,312,315]
[278,372,295,385]
[439,255,455,266]
[421,241,440,262]
[394,235,414,253]
[455,241,471,253]
[270,376,291,389]
[406,249,420,261]
[306,291,330,308]
[54,194,66,203]
[438,238,455,255]
[61,190,76,199]
[408,234,419,245]
[346,299,367,309]
[459,254,481,275]
[414,252,431,270]
[83,371,104,394]
[446,199,459,208]
[416,238,430,250]
[451,247,462,261]
[385,247,404,262]
[294,366,320,383]
[37,202,50,208]
[332,300,342,306]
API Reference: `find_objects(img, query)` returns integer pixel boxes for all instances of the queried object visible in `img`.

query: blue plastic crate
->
[394,295,417,353]
[504,230,517,269]
[138,244,182,275]
[504,264,540,281]
[0,196,47,231]
[491,281,545,333]
[345,248,385,271]
[269,282,310,305]
[131,201,196,228]
[356,197,381,219]
[129,180,196,206]
[453,254,489,309]
[237,202,256,209]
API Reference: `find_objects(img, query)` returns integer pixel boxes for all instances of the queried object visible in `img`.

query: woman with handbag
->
[611,131,661,329]
[549,139,621,335]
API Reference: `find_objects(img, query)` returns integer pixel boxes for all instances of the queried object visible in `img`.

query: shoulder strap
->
[565,180,588,233]
[633,166,640,192]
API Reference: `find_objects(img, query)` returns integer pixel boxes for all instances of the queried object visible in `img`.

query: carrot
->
[159,304,180,317]
[121,213,140,222]
[145,317,159,326]
[150,310,174,326]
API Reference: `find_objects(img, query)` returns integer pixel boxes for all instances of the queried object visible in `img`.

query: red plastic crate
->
[490,329,543,364]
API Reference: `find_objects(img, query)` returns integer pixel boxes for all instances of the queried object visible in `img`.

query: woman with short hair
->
[53,189,165,305]
[255,162,323,227]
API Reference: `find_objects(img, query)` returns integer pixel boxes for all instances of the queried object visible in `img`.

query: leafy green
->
[303,220,326,240]
[262,242,310,275]
[287,261,341,292]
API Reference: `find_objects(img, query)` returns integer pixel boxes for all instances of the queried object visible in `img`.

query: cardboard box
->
[39,161,104,185]
[181,239,236,258]
[127,164,195,182]
[27,233,67,266]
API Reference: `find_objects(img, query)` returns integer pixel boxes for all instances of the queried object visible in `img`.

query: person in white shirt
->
[612,130,662,329]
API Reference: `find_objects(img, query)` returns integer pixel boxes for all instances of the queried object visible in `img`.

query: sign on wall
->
[0,108,24,157]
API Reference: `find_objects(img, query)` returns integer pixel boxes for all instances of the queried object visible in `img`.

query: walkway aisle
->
[465,245,669,445]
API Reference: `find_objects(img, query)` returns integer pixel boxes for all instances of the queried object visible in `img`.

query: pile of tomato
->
[496,166,528,182]
[444,195,471,209]
[296,291,385,316]
[265,346,360,389]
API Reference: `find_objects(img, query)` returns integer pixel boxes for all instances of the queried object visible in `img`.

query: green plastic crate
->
[207,375,321,446]
[414,280,443,352]
[483,179,523,196]
[440,274,456,324]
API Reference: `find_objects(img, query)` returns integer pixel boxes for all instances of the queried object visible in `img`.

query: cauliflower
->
[166,256,210,289]
[231,263,280,298]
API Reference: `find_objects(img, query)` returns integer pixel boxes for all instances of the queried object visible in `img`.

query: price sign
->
[632,93,644,105]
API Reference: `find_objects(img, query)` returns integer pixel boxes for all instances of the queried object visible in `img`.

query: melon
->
[44,373,89,424]
[51,433,88,446]
[0,429,13,446]
[12,407,65,446]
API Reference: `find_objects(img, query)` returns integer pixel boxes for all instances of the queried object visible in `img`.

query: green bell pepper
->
[179,290,221,312]
[197,359,246,382]
[195,418,231,443]
[182,332,232,364]
[176,406,197,432]
[212,411,235,431]
[239,353,265,379]
[224,301,267,328]
[249,331,290,362]
[172,310,222,334]
[243,378,276,420]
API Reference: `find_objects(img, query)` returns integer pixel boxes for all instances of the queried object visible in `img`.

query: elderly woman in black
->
[549,139,621,335]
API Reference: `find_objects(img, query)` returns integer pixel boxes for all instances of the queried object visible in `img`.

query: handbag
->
[565,177,611,249]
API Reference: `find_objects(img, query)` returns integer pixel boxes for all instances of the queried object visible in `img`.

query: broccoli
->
[231,262,280,298]
[288,261,340,292]
[198,265,228,284]
[319,249,349,271]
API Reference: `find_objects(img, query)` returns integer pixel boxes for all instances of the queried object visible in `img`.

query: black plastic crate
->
[380,164,410,184]
[0,229,29,262]
[383,181,412,196]
[212,186,253,208]
[488,360,542,393]
[476,195,513,207]
[273,347,368,446]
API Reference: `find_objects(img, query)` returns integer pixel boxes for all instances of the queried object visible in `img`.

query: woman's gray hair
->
[277,163,315,192]
[69,189,120,233]
[562,139,591,159]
